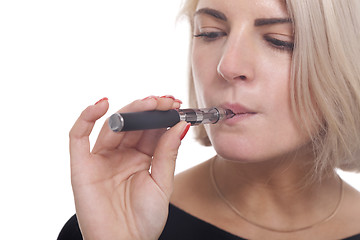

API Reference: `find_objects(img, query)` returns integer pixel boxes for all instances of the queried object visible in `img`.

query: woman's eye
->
[193,32,227,42]
[264,35,294,51]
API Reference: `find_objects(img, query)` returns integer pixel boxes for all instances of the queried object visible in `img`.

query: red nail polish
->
[160,95,175,100]
[94,97,108,105]
[180,123,191,141]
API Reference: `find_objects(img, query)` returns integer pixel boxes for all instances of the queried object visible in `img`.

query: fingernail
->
[174,99,183,104]
[160,95,175,100]
[172,100,182,110]
[180,123,191,141]
[94,97,108,105]
[141,95,158,101]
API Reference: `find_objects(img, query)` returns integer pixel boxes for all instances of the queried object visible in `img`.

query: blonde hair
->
[180,0,360,173]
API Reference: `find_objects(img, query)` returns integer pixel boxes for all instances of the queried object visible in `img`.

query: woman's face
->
[192,0,310,162]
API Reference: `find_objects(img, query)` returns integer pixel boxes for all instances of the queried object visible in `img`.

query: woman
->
[59,0,360,239]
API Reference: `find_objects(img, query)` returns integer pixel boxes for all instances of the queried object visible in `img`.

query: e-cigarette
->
[108,107,235,132]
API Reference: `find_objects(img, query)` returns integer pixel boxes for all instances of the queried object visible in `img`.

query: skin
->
[69,0,360,239]
[69,96,189,240]
[192,0,307,163]
[171,0,360,239]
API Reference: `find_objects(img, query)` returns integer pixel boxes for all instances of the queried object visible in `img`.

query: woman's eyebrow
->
[254,18,292,26]
[194,8,291,27]
[194,8,227,21]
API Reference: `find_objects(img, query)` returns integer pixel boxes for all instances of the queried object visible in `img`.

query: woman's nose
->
[217,34,255,83]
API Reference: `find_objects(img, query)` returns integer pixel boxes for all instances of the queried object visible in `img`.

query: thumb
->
[150,121,191,199]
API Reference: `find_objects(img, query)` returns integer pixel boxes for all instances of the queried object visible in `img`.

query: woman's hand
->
[69,96,189,240]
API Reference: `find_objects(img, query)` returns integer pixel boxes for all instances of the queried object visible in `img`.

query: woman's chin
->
[212,141,262,163]
[208,132,259,162]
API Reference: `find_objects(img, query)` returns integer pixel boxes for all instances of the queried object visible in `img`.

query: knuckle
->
[169,151,179,161]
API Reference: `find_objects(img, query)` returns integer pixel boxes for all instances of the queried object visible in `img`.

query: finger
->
[92,96,182,154]
[69,99,109,164]
[118,96,183,154]
[134,128,167,156]
[91,97,159,153]
[119,96,182,151]
[157,95,181,110]
[151,121,191,199]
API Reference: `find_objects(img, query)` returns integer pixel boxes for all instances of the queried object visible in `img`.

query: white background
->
[0,1,359,239]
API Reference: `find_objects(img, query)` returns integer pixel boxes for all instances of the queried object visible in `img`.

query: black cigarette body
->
[109,109,180,132]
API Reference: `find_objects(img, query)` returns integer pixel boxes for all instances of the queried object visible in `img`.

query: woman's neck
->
[212,152,341,231]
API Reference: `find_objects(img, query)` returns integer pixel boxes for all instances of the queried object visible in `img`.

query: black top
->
[58,204,360,240]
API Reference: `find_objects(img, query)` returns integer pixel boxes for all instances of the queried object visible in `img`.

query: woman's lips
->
[221,103,256,114]
[220,103,257,124]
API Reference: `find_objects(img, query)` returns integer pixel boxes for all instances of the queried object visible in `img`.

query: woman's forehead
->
[195,0,288,16]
